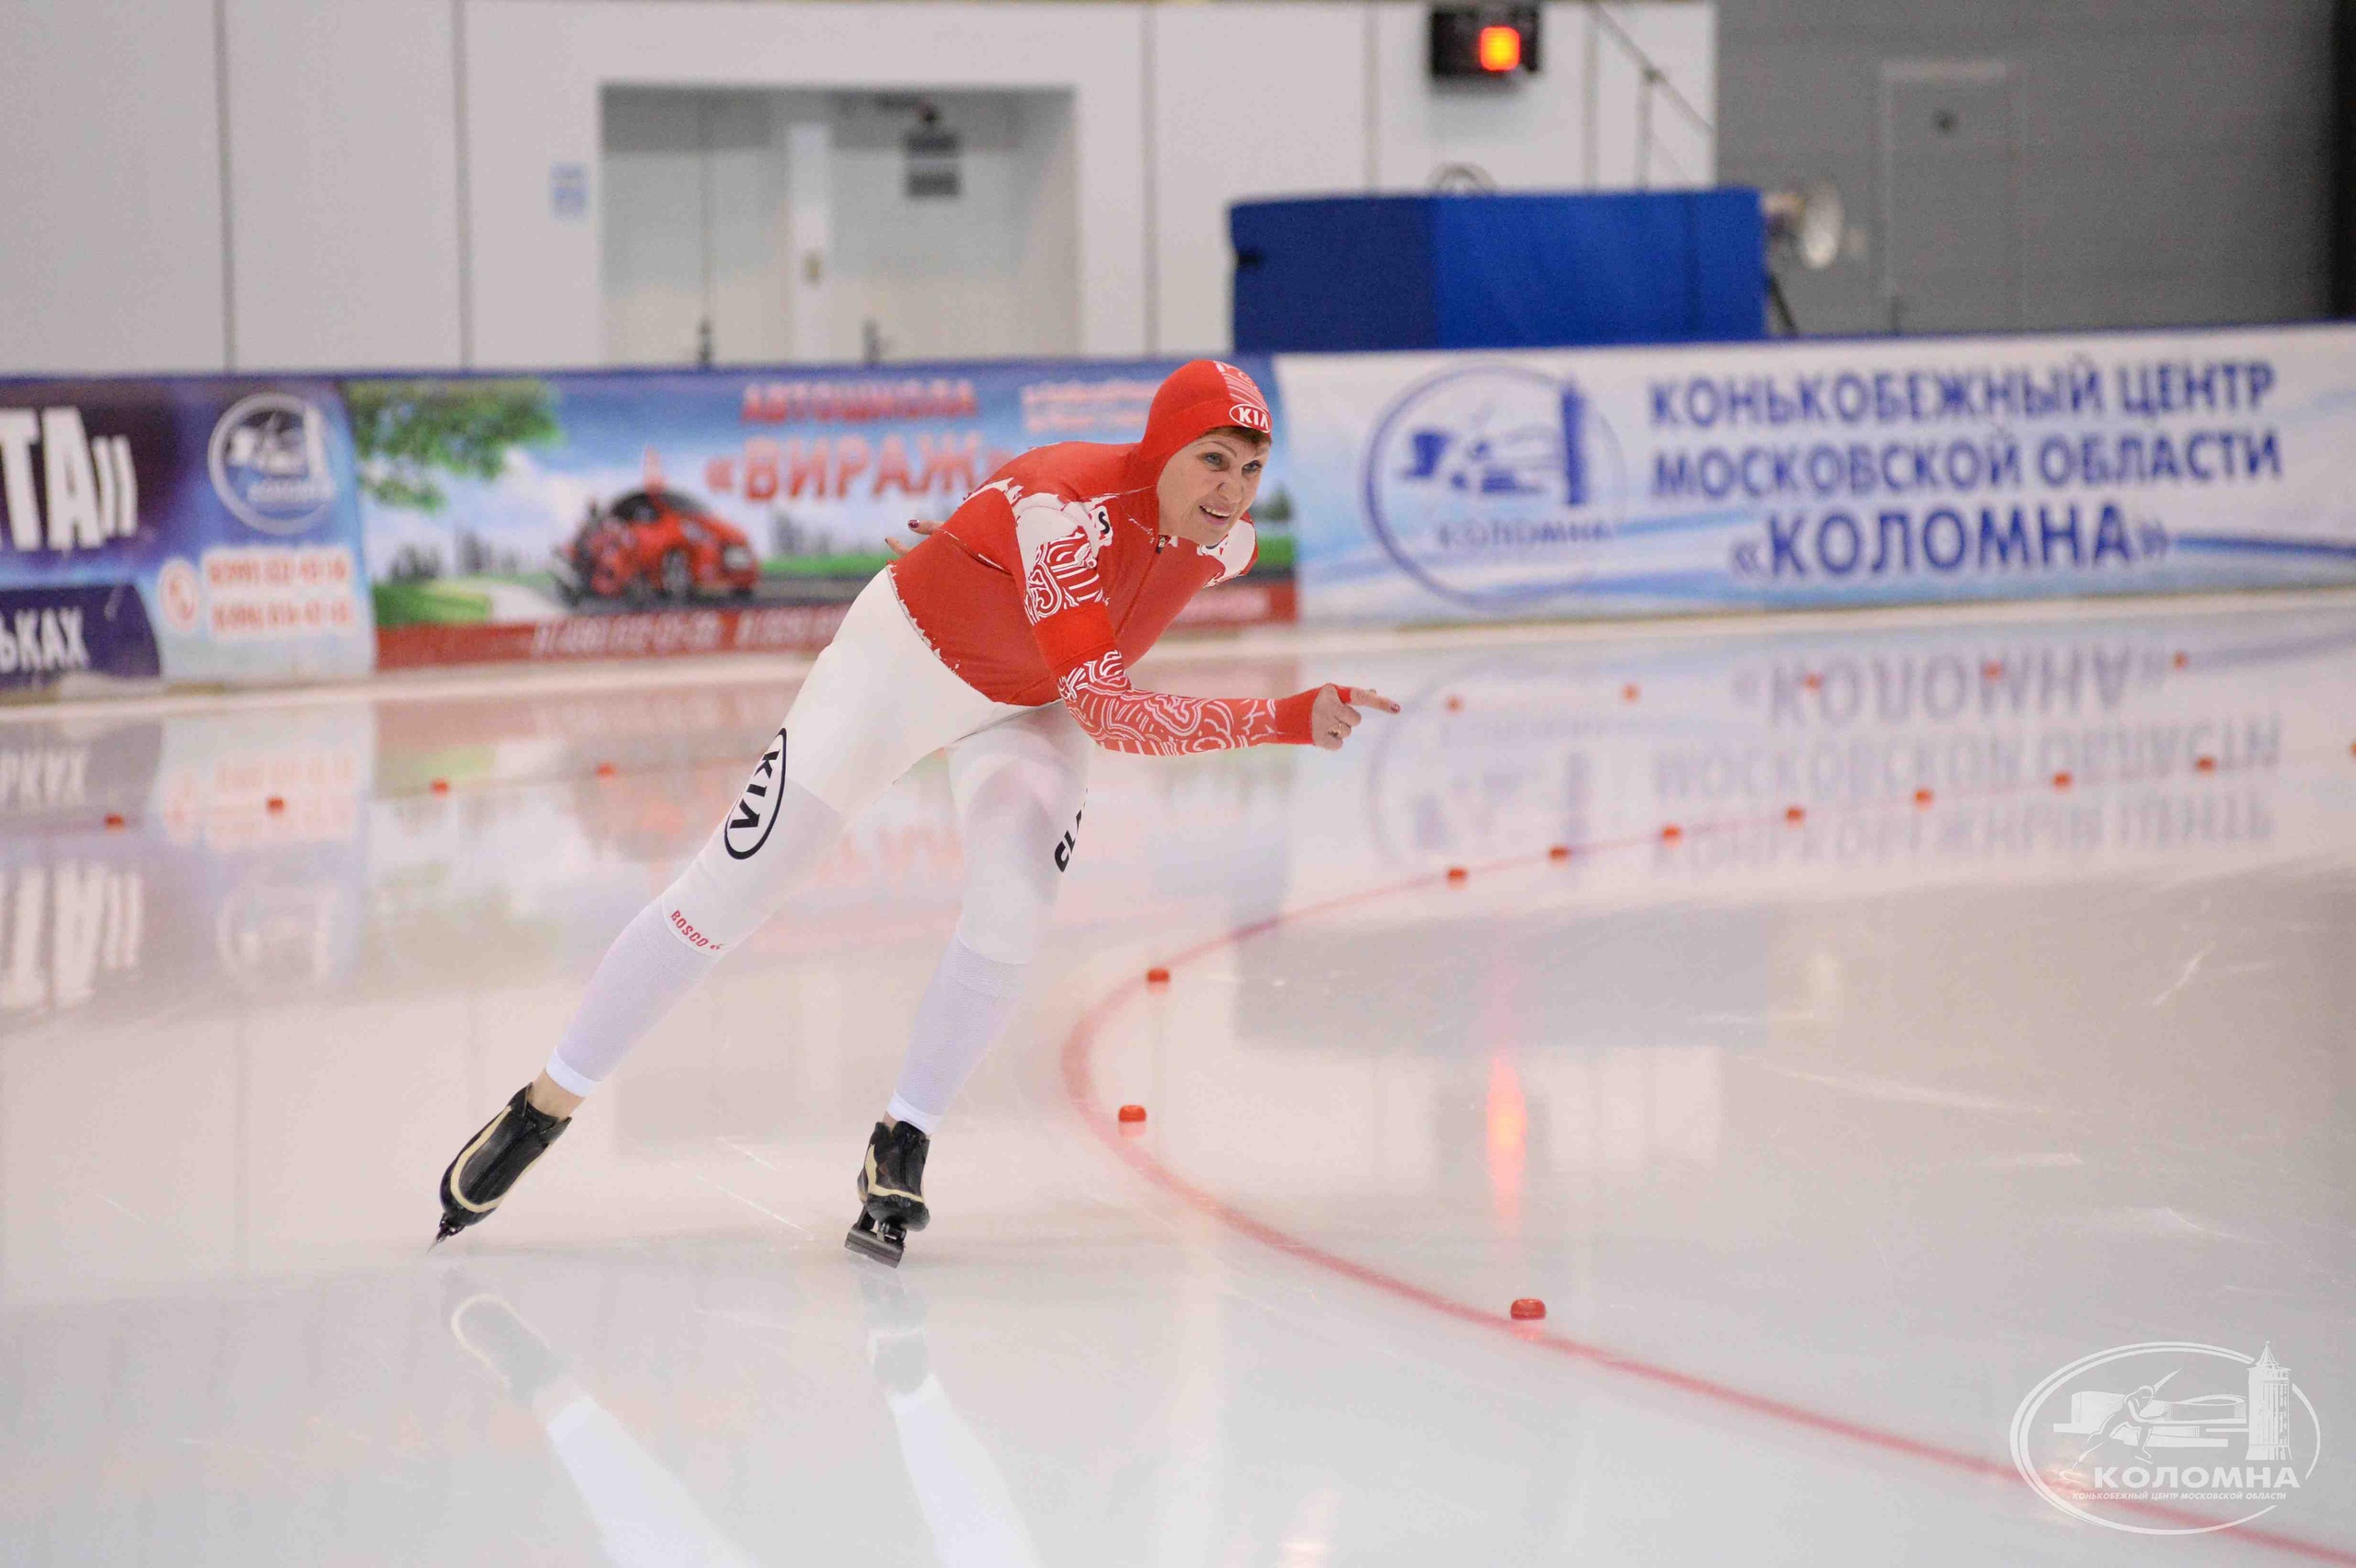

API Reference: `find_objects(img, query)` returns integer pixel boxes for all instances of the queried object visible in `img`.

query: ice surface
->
[2,596,2350,1563]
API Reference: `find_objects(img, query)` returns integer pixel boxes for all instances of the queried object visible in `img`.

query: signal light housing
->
[1430,6,1539,79]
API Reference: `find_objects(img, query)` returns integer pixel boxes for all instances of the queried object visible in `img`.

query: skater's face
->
[1156,429,1267,547]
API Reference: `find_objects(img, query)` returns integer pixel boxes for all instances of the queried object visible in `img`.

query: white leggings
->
[547,572,1089,1124]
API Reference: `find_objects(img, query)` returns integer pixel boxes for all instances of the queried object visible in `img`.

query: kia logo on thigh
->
[724,728,789,859]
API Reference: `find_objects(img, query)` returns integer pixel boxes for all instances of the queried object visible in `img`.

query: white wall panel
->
[0,1,1723,375]
[1149,4,1369,355]
[1373,4,1714,194]
[465,0,1147,367]
[0,0,227,375]
[600,86,1079,367]
[1591,2,1715,189]
[224,0,465,372]
[462,2,592,369]
[829,90,1080,362]
[1374,3,1582,191]
[782,117,834,363]
[599,88,710,366]
[1009,94,1080,359]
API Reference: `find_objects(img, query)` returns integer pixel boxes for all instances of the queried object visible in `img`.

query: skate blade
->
[844,1215,904,1269]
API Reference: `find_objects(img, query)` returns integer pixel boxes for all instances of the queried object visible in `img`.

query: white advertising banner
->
[1276,324,2356,622]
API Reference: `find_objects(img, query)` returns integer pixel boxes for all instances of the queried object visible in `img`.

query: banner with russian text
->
[0,378,374,693]
[353,358,1296,670]
[1277,325,2356,622]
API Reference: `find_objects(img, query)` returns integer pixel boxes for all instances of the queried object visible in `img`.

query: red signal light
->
[1430,8,1541,81]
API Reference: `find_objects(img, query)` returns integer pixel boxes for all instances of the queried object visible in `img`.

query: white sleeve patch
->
[1205,519,1256,583]
[1012,491,1100,572]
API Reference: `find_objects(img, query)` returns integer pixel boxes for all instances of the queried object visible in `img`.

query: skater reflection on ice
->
[446,1272,1041,1568]
[859,1268,1045,1568]
[445,1276,762,1568]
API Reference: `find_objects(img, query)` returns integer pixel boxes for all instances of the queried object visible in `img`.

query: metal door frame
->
[1877,59,2021,334]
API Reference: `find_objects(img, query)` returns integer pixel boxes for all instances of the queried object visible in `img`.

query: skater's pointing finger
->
[884,517,943,557]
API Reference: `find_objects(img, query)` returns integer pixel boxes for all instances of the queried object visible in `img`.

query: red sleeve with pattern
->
[1012,489,1317,755]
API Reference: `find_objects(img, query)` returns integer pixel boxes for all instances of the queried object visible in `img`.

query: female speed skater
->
[432,359,1398,1265]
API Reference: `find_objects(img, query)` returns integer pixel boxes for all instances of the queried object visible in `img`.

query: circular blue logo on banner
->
[1361,364,1624,607]
[208,393,342,536]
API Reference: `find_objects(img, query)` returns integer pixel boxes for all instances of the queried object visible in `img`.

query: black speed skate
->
[844,1120,930,1267]
[434,1085,571,1243]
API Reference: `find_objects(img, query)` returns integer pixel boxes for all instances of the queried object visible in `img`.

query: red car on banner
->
[552,488,759,604]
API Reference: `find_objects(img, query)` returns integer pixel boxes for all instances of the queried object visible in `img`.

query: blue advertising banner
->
[352,358,1297,668]
[16,324,2356,698]
[1277,325,2356,623]
[0,378,374,691]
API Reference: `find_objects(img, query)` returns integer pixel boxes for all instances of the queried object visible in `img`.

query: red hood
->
[1119,360,1273,493]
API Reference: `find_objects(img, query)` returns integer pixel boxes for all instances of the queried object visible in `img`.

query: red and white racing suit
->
[545,362,1337,1101]
[644,362,1324,975]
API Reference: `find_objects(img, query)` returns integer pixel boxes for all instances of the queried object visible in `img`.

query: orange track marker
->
[2195,755,2217,774]
[103,813,126,830]
[1913,787,1934,807]
[1444,695,1463,712]
[1801,672,1822,690]
[1659,824,1682,844]
[1117,1104,1147,1124]
[1446,865,1469,885]
[1981,660,2004,680]
[1784,804,1806,824]
[265,796,285,813]
[1510,1297,1546,1321]
[595,761,617,778]
[2051,770,2073,790]
[1621,683,1640,702]
[1145,965,1171,987]
[2173,651,2189,669]
[1547,844,1571,862]
[431,778,451,795]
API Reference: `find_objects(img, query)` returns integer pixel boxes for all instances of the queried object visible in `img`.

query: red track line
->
[1058,837,2354,1564]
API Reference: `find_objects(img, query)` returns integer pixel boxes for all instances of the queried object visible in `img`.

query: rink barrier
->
[1079,749,2356,1562]
[0,357,1299,696]
[0,375,375,696]
[10,322,2356,699]
[1279,321,2356,627]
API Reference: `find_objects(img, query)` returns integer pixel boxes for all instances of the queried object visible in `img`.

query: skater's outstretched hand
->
[884,518,942,558]
[1309,684,1400,751]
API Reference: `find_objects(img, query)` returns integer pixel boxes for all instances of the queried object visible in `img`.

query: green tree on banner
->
[346,379,560,512]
